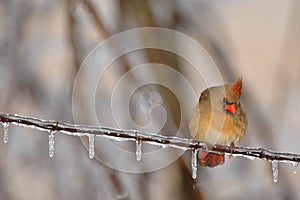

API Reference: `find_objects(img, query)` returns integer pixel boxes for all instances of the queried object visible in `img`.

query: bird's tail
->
[199,151,225,167]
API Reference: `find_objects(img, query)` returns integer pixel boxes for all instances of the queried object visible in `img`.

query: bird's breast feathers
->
[190,107,247,145]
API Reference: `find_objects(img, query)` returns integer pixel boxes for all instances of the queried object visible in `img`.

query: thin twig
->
[0,112,300,164]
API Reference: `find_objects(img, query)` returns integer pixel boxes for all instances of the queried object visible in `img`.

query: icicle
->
[88,135,95,159]
[136,139,142,161]
[292,162,298,174]
[48,131,55,158]
[115,190,129,200]
[191,149,199,179]
[271,160,279,183]
[2,122,9,144]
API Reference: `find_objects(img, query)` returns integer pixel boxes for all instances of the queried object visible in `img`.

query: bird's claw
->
[229,142,235,159]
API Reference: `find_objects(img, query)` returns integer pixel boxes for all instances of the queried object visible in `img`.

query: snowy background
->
[0,0,300,200]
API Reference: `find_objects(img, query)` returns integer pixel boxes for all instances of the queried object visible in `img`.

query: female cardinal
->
[189,78,248,167]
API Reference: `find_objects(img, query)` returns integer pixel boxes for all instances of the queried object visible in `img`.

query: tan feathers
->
[189,79,248,167]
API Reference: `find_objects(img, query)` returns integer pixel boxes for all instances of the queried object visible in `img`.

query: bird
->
[189,78,248,167]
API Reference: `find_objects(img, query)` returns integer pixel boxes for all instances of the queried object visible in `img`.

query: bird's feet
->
[229,142,235,159]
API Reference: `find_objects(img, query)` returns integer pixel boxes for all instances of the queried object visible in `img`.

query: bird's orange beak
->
[225,104,236,114]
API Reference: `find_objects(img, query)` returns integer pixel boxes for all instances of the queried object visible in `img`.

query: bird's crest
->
[232,78,243,94]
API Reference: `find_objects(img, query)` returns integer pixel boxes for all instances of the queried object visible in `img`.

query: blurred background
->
[1,0,300,199]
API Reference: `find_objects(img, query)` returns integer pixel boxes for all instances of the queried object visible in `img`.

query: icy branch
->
[1,112,300,162]
[1,112,300,181]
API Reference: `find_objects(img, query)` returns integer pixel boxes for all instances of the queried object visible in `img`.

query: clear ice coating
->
[48,132,55,158]
[191,149,199,179]
[88,135,95,159]
[2,122,9,144]
[115,190,129,200]
[136,139,142,161]
[292,162,299,174]
[272,160,279,183]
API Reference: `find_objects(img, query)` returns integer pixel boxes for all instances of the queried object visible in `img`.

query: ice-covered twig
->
[1,112,300,163]
[1,112,300,182]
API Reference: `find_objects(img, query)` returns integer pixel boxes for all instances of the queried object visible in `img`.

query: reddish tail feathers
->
[199,152,225,167]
